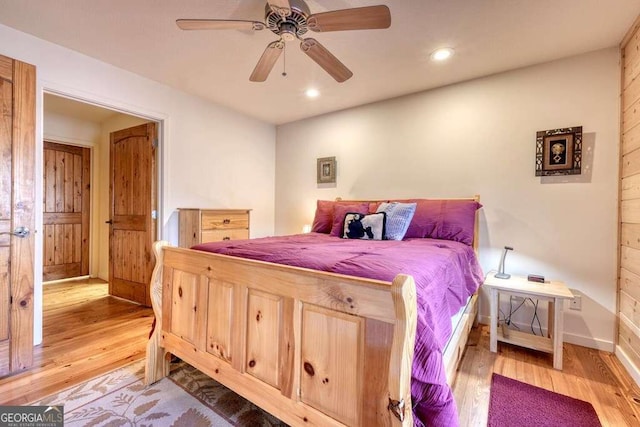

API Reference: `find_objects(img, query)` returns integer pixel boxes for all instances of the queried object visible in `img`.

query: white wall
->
[0,23,276,344]
[275,48,620,350]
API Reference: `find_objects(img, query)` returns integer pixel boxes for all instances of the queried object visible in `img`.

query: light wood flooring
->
[0,281,638,426]
[454,325,640,426]
[0,278,153,405]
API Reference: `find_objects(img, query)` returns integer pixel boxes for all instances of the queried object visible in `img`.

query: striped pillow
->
[376,202,417,240]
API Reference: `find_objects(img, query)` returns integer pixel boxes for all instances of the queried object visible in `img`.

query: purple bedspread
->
[192,233,483,426]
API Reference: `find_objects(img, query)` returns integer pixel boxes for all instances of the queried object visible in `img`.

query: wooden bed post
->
[388,274,417,426]
[144,240,170,385]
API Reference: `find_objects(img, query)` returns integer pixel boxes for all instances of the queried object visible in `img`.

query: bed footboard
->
[145,241,416,426]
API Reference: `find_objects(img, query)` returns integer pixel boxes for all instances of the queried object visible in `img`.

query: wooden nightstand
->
[483,271,574,370]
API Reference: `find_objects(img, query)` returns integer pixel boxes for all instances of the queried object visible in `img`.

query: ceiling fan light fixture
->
[431,47,455,62]
[305,88,320,98]
[280,22,298,41]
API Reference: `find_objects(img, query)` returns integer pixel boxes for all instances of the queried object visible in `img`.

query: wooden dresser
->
[178,209,250,248]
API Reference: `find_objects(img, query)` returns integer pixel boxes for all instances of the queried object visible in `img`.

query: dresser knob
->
[223,219,231,224]
[223,237,230,241]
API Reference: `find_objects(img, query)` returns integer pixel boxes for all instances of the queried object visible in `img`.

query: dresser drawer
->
[201,228,249,243]
[201,211,249,230]
[179,208,251,248]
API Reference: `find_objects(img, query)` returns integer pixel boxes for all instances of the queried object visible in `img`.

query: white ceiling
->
[1,0,640,124]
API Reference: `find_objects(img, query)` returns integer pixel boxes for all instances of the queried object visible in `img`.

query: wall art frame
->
[317,156,336,184]
[535,126,582,176]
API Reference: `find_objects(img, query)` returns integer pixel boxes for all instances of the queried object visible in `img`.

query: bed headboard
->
[333,195,481,253]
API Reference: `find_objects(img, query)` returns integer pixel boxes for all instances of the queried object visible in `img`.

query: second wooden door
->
[43,141,90,281]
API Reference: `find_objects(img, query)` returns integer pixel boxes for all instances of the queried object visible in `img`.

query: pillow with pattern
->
[330,203,369,236]
[376,202,417,240]
[342,212,386,240]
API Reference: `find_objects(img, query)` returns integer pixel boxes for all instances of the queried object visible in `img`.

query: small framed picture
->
[317,156,336,184]
[535,126,582,176]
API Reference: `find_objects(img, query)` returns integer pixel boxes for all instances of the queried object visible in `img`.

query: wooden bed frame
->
[145,197,480,426]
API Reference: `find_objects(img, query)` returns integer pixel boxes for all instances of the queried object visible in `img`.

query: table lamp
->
[494,246,513,279]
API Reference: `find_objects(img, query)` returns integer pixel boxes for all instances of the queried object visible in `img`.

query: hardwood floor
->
[454,325,640,426]
[1,281,638,426]
[0,278,153,405]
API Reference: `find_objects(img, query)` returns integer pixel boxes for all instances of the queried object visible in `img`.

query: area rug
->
[33,360,288,426]
[488,373,601,427]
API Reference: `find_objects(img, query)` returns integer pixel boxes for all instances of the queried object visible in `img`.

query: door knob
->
[0,226,30,238]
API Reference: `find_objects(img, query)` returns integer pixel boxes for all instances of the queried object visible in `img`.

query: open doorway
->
[2,93,161,402]
[43,93,158,291]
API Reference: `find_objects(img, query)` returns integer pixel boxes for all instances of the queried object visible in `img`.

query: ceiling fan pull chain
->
[282,43,287,77]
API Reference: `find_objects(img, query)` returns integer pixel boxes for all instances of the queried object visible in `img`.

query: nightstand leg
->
[490,288,498,353]
[552,297,563,370]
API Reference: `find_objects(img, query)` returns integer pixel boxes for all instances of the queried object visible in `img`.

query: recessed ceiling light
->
[305,88,320,98]
[431,47,455,62]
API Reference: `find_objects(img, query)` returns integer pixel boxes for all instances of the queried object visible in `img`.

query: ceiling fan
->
[176,0,391,83]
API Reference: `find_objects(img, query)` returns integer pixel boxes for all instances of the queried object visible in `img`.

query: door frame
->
[35,86,166,345]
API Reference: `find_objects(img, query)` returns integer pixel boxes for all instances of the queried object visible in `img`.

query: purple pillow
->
[403,199,481,245]
[311,200,335,233]
[329,203,369,237]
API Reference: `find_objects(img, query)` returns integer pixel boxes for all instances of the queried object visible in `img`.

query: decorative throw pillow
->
[343,212,386,240]
[376,202,417,240]
[311,200,334,233]
[329,203,369,236]
[402,199,482,245]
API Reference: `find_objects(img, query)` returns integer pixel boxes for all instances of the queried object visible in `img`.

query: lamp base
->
[494,272,511,279]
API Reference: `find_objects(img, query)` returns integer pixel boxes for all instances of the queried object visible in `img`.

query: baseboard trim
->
[43,275,91,285]
[477,314,614,352]
[616,345,640,387]
[563,333,614,352]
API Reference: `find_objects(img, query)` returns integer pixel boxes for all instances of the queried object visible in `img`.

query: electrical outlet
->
[570,295,582,311]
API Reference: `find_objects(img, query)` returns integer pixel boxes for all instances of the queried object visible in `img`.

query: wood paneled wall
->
[619,18,640,371]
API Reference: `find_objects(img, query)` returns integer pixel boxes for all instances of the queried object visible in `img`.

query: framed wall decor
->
[317,156,336,184]
[535,126,582,176]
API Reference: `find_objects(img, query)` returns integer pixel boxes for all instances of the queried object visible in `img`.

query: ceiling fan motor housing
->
[265,0,310,40]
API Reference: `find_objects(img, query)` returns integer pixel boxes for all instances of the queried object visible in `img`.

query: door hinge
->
[151,210,157,220]
[152,137,158,148]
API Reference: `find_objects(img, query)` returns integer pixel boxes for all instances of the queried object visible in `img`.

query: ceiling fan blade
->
[267,0,292,17]
[300,38,353,83]
[307,5,391,32]
[250,41,285,82]
[176,19,265,31]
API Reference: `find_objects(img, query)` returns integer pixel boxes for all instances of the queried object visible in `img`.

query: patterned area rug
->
[34,360,288,426]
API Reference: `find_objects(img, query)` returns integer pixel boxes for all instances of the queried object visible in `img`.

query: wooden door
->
[43,142,90,281]
[109,123,156,306]
[0,54,36,375]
